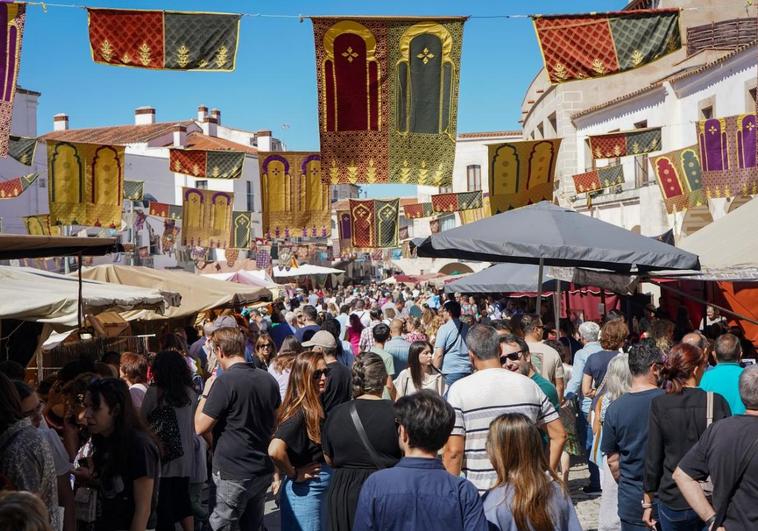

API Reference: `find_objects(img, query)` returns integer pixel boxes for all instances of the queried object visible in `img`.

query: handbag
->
[349,402,389,470]
[74,485,97,523]
[699,392,714,499]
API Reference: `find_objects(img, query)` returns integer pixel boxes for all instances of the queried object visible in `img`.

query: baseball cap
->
[211,315,238,332]
[302,330,337,349]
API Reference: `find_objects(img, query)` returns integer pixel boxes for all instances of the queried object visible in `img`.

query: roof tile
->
[40,121,195,145]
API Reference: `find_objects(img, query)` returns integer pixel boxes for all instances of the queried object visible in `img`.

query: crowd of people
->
[1,280,757,531]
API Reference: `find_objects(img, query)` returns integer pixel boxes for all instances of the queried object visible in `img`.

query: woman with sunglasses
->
[322,352,401,530]
[393,341,446,398]
[252,334,276,370]
[84,377,160,531]
[269,351,332,531]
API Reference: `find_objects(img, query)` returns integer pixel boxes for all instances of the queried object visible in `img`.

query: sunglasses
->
[312,368,332,380]
[256,343,274,350]
[500,350,525,363]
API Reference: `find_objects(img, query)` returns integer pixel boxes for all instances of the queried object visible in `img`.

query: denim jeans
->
[280,464,332,531]
[210,471,272,531]
[444,372,470,387]
[577,410,601,489]
[622,521,660,531]
[658,502,706,531]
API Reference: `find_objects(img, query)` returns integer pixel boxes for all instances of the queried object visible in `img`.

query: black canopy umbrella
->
[444,262,560,294]
[414,202,700,313]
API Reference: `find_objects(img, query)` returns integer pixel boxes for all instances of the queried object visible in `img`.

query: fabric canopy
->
[445,263,561,294]
[0,234,120,259]
[79,265,270,321]
[0,266,174,327]
[202,270,283,298]
[677,197,758,271]
[414,201,700,272]
[271,264,344,278]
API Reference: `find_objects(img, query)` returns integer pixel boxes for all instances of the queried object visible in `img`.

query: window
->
[438,185,453,194]
[246,180,254,211]
[699,96,715,120]
[633,121,649,187]
[748,85,757,111]
[331,187,339,203]
[547,113,557,137]
[196,180,208,189]
[584,138,594,171]
[440,214,456,232]
[466,165,482,191]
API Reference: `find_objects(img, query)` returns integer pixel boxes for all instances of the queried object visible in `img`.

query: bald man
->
[385,319,412,374]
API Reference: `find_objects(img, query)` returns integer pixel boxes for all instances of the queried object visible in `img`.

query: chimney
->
[134,106,156,125]
[201,114,218,137]
[210,108,221,125]
[255,129,273,151]
[172,124,187,147]
[53,113,69,131]
[197,105,208,122]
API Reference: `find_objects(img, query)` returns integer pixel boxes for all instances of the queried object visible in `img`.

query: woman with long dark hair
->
[84,378,160,531]
[346,314,364,355]
[483,413,581,531]
[642,343,731,530]
[268,351,332,530]
[268,336,303,400]
[393,341,446,398]
[142,351,196,531]
[322,352,401,530]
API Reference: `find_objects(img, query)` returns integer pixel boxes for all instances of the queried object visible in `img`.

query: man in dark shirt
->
[353,390,487,531]
[195,326,281,531]
[304,330,352,414]
[675,365,758,531]
[601,341,664,531]
[295,305,321,343]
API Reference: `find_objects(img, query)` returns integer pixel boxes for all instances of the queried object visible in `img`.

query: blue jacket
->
[353,457,488,531]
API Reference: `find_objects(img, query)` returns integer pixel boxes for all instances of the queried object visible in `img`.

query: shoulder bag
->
[699,392,714,499]
[349,401,389,470]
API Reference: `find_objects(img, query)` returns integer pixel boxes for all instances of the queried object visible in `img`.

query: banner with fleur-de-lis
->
[349,198,399,248]
[697,114,758,199]
[312,17,466,185]
[589,127,662,160]
[0,173,37,200]
[533,9,681,84]
[87,8,240,71]
[431,190,483,213]
[169,148,245,179]
[572,165,625,194]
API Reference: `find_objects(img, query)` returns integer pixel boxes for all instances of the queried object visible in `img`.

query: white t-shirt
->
[446,368,558,493]
[527,341,565,386]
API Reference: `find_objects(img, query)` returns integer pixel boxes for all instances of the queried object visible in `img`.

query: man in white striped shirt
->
[443,324,567,493]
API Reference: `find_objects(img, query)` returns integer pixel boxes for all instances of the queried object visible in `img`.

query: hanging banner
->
[123,180,144,201]
[313,16,466,185]
[349,198,399,248]
[148,201,182,220]
[8,135,36,165]
[161,218,180,255]
[0,4,25,157]
[403,202,433,219]
[488,139,562,214]
[459,196,489,224]
[572,165,625,193]
[181,187,234,248]
[258,152,330,238]
[47,142,125,227]
[697,114,758,198]
[0,173,37,199]
[589,127,662,159]
[651,145,705,214]
[255,245,272,269]
[170,148,244,179]
[88,8,240,71]
[23,214,52,236]
[231,210,253,249]
[533,9,681,84]
[431,190,483,213]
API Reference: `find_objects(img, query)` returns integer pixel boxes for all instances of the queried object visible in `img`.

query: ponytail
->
[661,343,706,394]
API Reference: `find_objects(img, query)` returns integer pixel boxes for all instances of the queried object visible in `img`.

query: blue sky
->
[20,0,625,197]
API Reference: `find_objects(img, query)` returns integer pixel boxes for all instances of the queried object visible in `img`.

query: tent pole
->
[536,257,544,315]
[554,280,561,333]
[78,252,83,330]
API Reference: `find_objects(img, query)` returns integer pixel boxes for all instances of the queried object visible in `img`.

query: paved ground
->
[260,462,601,531]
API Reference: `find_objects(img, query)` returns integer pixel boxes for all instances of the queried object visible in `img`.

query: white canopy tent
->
[271,263,344,278]
[0,266,175,327]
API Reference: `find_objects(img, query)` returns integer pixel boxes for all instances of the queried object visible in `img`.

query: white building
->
[520,0,754,235]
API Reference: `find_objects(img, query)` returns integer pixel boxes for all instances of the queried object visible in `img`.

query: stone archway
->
[437,262,474,275]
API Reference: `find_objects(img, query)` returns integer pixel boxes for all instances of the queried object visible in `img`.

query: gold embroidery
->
[138,42,151,66]
[418,160,429,183]
[347,164,358,183]
[366,159,377,183]
[215,46,228,68]
[591,58,606,75]
[172,159,182,172]
[613,145,622,157]
[121,52,131,64]
[210,166,221,178]
[199,59,209,68]
[329,160,339,184]
[341,46,359,63]
[553,62,568,81]
[631,142,640,154]
[100,39,114,62]
[630,50,644,67]
[192,163,200,176]
[416,47,435,64]
[399,160,411,183]
[176,44,190,68]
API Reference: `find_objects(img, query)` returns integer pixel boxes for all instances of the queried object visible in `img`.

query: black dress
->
[322,399,401,531]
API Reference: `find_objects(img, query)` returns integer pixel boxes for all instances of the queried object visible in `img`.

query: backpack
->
[147,391,184,462]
